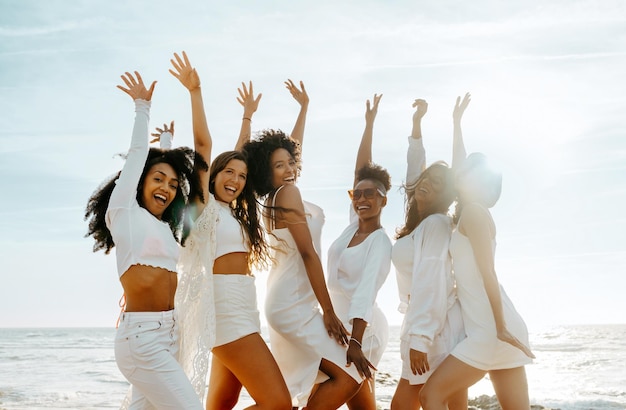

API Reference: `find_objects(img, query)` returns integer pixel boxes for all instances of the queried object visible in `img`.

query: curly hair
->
[241,129,301,198]
[84,147,206,254]
[454,152,502,223]
[396,161,456,239]
[209,150,270,269]
[355,162,392,192]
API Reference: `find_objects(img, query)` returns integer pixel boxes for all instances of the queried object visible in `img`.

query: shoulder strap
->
[269,185,286,230]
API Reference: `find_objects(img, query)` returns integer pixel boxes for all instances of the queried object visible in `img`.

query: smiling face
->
[212,158,248,203]
[351,179,387,221]
[141,162,179,219]
[270,148,298,189]
[414,165,451,218]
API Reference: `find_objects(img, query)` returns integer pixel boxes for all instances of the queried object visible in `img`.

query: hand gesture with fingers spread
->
[453,92,471,123]
[117,71,157,101]
[169,51,200,91]
[237,81,262,120]
[150,121,175,144]
[346,340,377,379]
[285,79,309,109]
[365,94,382,125]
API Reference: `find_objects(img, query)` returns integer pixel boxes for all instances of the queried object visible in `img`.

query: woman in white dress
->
[390,98,467,410]
[420,94,535,410]
[242,82,363,409]
[327,94,392,410]
[168,53,291,409]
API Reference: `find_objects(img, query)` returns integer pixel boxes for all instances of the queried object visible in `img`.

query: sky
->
[1,0,625,329]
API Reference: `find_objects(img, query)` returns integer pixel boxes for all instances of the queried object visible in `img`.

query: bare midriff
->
[120,265,177,312]
[213,252,250,275]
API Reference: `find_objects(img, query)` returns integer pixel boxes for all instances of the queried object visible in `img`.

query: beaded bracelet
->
[350,337,362,348]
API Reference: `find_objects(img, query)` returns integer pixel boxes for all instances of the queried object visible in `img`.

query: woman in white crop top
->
[390,98,466,410]
[84,69,204,409]
[242,82,363,409]
[326,94,392,410]
[419,95,534,410]
[171,58,291,409]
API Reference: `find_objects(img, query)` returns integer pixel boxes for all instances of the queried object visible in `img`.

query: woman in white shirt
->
[327,94,392,410]
[85,71,204,409]
[390,98,467,410]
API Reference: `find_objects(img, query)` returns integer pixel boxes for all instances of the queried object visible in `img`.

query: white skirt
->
[213,274,261,347]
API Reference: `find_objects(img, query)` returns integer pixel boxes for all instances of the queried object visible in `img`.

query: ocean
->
[0,325,624,409]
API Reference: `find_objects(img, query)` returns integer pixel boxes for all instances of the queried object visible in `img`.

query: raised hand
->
[412,98,428,123]
[365,93,382,124]
[323,310,350,346]
[117,71,156,101]
[497,327,536,359]
[237,81,262,119]
[150,121,175,144]
[169,51,200,91]
[453,92,471,123]
[347,341,377,379]
[285,79,309,109]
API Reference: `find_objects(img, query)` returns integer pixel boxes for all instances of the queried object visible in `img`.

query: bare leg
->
[206,355,242,410]
[346,376,376,410]
[489,367,529,410]
[390,378,422,410]
[420,356,485,410]
[210,333,292,410]
[447,388,468,410]
[305,359,360,410]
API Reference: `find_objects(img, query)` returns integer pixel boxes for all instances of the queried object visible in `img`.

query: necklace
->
[354,225,382,236]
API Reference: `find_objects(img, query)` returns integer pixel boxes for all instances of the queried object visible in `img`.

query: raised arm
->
[151,121,174,148]
[234,81,262,151]
[452,92,471,172]
[109,72,157,209]
[285,79,309,150]
[406,99,428,185]
[169,51,212,212]
[353,94,382,186]
[275,185,349,347]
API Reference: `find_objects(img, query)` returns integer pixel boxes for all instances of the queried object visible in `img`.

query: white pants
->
[115,310,203,410]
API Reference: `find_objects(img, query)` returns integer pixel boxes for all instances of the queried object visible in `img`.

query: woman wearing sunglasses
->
[326,94,393,410]
[390,98,467,410]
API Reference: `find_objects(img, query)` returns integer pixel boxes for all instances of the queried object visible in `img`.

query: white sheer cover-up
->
[174,194,220,401]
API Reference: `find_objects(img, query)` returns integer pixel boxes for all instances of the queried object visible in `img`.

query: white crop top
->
[215,200,249,258]
[105,100,180,277]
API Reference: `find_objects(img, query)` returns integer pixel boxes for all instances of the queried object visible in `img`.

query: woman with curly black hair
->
[84,70,204,409]
[243,82,363,409]
[326,94,393,410]
[169,56,290,409]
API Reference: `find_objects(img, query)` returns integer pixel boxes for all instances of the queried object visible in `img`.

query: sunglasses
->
[347,188,386,200]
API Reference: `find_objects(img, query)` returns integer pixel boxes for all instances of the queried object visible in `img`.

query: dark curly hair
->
[355,162,392,192]
[396,161,456,239]
[84,147,206,254]
[241,129,301,198]
[209,150,270,269]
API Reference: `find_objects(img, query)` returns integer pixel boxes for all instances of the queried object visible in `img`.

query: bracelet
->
[242,117,251,122]
[350,337,362,348]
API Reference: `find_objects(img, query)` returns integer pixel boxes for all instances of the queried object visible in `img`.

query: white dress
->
[265,189,362,407]
[449,225,532,370]
[392,214,465,384]
[327,211,391,366]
